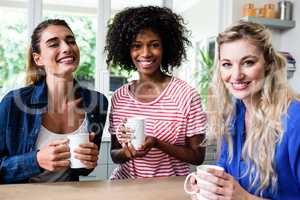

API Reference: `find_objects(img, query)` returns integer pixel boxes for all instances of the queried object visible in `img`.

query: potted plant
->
[193,48,214,109]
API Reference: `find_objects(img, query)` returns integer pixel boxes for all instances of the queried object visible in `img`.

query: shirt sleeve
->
[0,94,42,183]
[186,90,207,137]
[108,93,118,135]
[215,138,229,172]
[288,117,300,185]
[0,150,42,183]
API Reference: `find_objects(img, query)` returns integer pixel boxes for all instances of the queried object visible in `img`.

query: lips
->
[57,55,76,64]
[231,81,250,90]
[138,60,154,68]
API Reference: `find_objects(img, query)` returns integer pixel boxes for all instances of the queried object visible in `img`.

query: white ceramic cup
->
[126,117,146,149]
[68,133,89,168]
[183,165,224,200]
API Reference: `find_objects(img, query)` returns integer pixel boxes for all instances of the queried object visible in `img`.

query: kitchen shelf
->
[241,16,295,30]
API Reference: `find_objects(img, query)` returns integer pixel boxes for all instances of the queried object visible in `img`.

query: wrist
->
[245,191,253,200]
[153,137,159,148]
[36,150,45,172]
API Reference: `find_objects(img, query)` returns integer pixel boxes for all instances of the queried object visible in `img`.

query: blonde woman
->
[190,21,300,199]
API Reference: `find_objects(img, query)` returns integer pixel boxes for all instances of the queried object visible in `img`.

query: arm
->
[153,89,206,165]
[154,134,205,165]
[0,93,42,183]
[0,150,43,183]
[109,94,133,164]
[200,169,269,200]
[110,134,132,164]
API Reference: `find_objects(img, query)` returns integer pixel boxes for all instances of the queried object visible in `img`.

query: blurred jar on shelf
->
[243,3,256,17]
[264,3,277,18]
[258,7,266,17]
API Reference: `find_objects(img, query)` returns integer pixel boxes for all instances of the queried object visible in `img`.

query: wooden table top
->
[0,176,190,200]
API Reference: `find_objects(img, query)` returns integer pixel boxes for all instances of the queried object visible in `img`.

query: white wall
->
[174,0,218,86]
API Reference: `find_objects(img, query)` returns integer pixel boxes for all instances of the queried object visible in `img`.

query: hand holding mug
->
[73,132,99,169]
[199,168,251,200]
[121,137,155,159]
[184,165,224,200]
[116,118,134,145]
[37,139,70,171]
[68,132,99,169]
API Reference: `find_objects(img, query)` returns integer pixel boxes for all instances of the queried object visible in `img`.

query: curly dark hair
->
[105,6,191,73]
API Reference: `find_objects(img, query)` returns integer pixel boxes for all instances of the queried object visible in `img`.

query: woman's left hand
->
[74,132,99,169]
[140,136,157,153]
[199,169,251,200]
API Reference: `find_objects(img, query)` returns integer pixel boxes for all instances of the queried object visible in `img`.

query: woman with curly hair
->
[189,21,300,199]
[105,6,207,180]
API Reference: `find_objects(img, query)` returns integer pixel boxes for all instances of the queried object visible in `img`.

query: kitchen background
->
[0,0,298,180]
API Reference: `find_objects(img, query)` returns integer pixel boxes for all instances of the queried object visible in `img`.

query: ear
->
[33,52,43,66]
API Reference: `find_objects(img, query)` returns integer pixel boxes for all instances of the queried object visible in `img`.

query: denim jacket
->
[0,80,108,184]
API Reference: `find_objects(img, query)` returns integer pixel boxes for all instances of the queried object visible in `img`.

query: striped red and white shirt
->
[109,76,206,180]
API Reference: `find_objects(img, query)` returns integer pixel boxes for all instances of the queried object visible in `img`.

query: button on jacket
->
[0,80,108,184]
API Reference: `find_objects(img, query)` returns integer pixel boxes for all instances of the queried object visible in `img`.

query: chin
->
[230,91,250,100]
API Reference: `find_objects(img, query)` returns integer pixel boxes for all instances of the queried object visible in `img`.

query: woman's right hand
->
[116,119,151,159]
[36,139,70,171]
[190,176,200,193]
[116,118,133,145]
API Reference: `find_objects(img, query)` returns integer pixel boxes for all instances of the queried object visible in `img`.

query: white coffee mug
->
[68,133,89,168]
[126,117,146,149]
[183,165,224,200]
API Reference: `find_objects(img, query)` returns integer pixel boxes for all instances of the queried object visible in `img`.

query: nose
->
[231,65,244,80]
[141,46,151,57]
[61,41,71,53]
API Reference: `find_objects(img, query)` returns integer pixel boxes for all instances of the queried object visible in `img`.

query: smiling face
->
[33,25,80,80]
[130,29,163,77]
[219,39,266,103]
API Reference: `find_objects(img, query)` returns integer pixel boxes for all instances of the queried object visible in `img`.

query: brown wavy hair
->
[25,19,73,85]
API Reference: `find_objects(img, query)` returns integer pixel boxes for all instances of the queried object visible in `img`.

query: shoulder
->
[287,99,300,115]
[111,82,130,101]
[286,99,300,128]
[173,77,198,94]
[0,85,35,107]
[80,87,108,108]
[170,77,200,98]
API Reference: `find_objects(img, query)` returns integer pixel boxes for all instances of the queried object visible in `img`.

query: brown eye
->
[67,39,76,45]
[243,60,255,67]
[131,43,141,49]
[48,43,59,48]
[151,43,160,48]
[221,63,232,68]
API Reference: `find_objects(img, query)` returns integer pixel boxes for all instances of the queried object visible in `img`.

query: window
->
[0,0,27,98]
[43,0,97,89]
[0,0,172,99]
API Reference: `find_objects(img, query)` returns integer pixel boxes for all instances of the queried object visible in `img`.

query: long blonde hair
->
[207,21,300,195]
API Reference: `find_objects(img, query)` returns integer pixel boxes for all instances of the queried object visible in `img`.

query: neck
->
[138,71,167,83]
[46,75,75,112]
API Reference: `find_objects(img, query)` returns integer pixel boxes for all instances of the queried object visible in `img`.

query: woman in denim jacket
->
[0,19,108,184]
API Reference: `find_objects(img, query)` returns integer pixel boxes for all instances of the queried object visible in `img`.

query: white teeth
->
[231,82,249,90]
[58,57,74,63]
[139,61,153,65]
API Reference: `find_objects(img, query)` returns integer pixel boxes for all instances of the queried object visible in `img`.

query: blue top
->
[0,80,108,184]
[217,100,300,200]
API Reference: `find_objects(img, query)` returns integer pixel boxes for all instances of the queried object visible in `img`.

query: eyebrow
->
[241,55,258,60]
[220,55,258,62]
[132,39,160,43]
[45,35,75,44]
